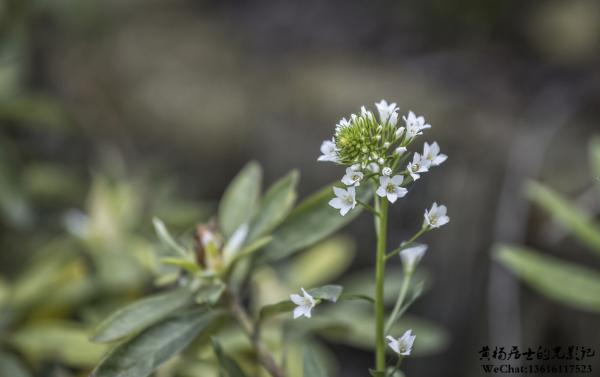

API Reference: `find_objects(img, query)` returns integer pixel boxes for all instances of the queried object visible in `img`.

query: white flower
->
[387,330,416,356]
[403,111,431,139]
[341,167,364,186]
[367,162,380,173]
[424,202,450,228]
[376,175,408,204]
[290,288,317,319]
[318,139,338,162]
[395,126,405,139]
[381,167,392,176]
[361,106,375,121]
[400,244,427,273]
[422,142,447,167]
[329,186,357,216]
[335,117,350,134]
[375,99,399,126]
[395,146,407,155]
[407,152,429,181]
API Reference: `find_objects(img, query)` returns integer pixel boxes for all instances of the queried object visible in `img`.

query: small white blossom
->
[376,175,408,204]
[422,142,447,168]
[290,288,317,319]
[407,152,429,181]
[382,167,392,176]
[329,186,357,216]
[387,330,416,356]
[335,117,350,134]
[367,162,380,173]
[318,139,338,162]
[404,111,431,140]
[361,106,375,121]
[395,146,407,155]
[395,126,405,139]
[375,99,399,126]
[424,202,450,228]
[400,244,427,273]
[341,167,364,186]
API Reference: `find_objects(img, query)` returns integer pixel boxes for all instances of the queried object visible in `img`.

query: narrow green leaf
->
[195,283,226,305]
[306,285,343,302]
[495,245,600,312]
[231,236,272,264]
[259,285,343,321]
[212,338,249,377]
[248,171,299,242]
[153,217,189,258]
[9,322,107,367]
[219,162,262,238]
[339,293,375,304]
[257,184,372,263]
[303,346,328,377]
[160,257,200,273]
[259,301,296,320]
[92,288,193,343]
[526,181,600,256]
[92,308,222,377]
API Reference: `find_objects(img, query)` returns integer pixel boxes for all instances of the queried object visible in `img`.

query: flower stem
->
[357,199,380,217]
[384,270,412,333]
[384,227,428,261]
[227,290,285,377]
[375,197,389,372]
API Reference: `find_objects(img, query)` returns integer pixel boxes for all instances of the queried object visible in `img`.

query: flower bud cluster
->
[319,100,448,216]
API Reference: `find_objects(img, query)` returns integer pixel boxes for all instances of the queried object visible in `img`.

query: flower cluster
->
[319,100,448,216]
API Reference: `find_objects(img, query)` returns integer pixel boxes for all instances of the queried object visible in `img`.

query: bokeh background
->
[1,1,600,376]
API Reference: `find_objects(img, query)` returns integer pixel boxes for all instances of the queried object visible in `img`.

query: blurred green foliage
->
[495,138,600,313]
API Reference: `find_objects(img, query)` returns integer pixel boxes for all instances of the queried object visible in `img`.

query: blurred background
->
[1,0,600,376]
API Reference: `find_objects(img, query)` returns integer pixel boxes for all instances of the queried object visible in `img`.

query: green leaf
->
[160,257,200,273]
[259,301,296,320]
[9,322,107,367]
[259,285,343,320]
[339,293,375,304]
[211,338,249,377]
[306,285,343,302]
[91,308,222,377]
[495,245,600,312]
[229,236,273,266]
[303,346,328,377]
[287,236,355,288]
[92,288,194,343]
[195,283,226,305]
[257,184,372,263]
[248,170,299,242]
[153,217,189,258]
[526,181,600,256]
[0,352,32,377]
[219,162,262,238]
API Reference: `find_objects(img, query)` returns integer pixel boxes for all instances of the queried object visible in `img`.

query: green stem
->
[384,270,412,333]
[385,227,428,261]
[357,199,380,217]
[388,356,404,377]
[375,197,389,372]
